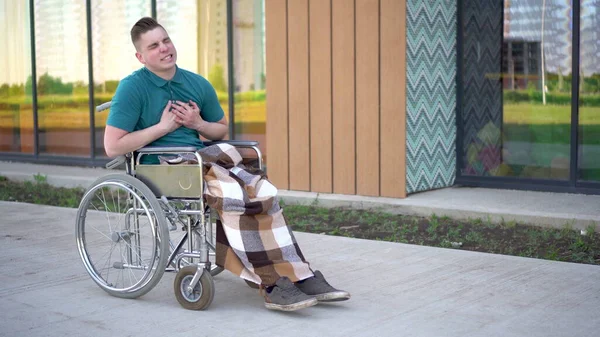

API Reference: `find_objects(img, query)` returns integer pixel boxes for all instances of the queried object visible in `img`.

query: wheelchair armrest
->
[136,146,198,153]
[204,140,259,147]
[106,155,126,169]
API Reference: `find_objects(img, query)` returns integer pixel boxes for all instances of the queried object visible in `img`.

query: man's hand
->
[159,100,181,133]
[171,99,228,140]
[171,100,205,130]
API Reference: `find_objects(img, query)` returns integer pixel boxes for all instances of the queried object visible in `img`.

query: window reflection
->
[232,0,266,163]
[157,0,229,121]
[461,0,573,180]
[0,1,33,153]
[578,0,600,182]
[91,0,151,157]
[35,0,90,156]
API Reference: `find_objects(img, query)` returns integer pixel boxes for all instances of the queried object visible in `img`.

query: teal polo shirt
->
[107,66,225,154]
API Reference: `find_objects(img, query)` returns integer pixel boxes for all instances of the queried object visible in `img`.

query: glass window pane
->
[460,0,572,180]
[579,0,600,182]
[91,0,151,157]
[35,1,90,157]
[157,0,229,127]
[232,0,266,163]
[0,1,33,154]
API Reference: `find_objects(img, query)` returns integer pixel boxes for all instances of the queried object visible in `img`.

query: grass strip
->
[1,175,598,265]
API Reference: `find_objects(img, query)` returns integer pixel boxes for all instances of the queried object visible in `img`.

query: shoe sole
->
[315,291,351,302]
[265,298,318,311]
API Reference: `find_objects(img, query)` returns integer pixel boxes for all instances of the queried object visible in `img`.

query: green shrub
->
[504,90,600,107]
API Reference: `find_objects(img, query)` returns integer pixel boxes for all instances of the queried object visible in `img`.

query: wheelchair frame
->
[75,102,262,310]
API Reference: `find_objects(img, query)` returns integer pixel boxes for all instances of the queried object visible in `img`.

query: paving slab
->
[1,201,599,337]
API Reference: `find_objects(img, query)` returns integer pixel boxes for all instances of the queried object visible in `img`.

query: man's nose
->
[159,43,168,52]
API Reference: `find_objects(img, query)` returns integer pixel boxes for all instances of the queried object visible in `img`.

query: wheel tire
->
[245,279,260,289]
[174,266,215,310]
[76,174,169,299]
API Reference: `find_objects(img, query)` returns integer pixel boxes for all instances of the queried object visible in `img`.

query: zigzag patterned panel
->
[460,1,503,176]
[406,0,457,194]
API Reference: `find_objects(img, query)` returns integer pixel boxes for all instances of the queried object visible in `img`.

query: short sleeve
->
[199,79,225,123]
[106,77,142,132]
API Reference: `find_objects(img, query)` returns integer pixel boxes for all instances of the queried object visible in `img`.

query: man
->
[105,17,350,311]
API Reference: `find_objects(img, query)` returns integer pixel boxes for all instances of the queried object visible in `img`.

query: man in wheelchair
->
[102,17,350,312]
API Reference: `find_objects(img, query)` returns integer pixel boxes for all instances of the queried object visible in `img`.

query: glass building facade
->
[1,0,598,195]
[457,0,600,193]
[0,0,266,166]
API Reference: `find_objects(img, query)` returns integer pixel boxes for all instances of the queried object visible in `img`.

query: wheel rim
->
[180,274,203,302]
[76,180,161,293]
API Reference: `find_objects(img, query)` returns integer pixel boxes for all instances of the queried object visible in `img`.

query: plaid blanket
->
[196,144,313,286]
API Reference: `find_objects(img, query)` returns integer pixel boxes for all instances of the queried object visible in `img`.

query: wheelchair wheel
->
[76,174,170,299]
[174,265,215,310]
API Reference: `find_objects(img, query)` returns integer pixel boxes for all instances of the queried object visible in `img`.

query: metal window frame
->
[227,0,235,139]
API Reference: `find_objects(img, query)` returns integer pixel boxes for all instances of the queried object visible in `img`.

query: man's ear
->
[135,52,145,64]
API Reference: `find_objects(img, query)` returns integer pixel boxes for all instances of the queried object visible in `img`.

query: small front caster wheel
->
[174,266,215,310]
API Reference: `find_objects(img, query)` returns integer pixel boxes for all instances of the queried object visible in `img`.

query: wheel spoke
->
[76,175,169,298]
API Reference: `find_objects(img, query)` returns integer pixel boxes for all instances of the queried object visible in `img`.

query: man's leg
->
[201,144,349,310]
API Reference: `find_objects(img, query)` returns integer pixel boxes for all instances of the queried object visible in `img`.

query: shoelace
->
[261,280,306,299]
[279,283,307,299]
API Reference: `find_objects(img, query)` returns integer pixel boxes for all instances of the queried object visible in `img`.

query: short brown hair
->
[130,17,164,48]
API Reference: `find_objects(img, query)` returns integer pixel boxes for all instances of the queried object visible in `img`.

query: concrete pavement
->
[1,201,600,337]
[1,160,600,336]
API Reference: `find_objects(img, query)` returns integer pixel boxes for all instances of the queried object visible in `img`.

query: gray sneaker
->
[295,270,351,302]
[264,277,318,311]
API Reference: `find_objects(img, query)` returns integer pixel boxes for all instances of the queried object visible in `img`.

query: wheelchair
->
[75,101,263,310]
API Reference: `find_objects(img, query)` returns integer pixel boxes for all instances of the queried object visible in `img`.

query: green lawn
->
[503,103,600,125]
[500,103,600,180]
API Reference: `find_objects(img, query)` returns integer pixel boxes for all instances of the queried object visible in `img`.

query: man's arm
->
[195,115,228,140]
[104,101,180,157]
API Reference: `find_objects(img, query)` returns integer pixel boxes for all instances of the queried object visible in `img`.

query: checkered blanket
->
[197,144,313,286]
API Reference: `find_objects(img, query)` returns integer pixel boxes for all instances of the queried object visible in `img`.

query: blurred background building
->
[0,0,598,196]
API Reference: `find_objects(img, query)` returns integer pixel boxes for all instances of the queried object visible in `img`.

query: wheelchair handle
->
[96,101,112,112]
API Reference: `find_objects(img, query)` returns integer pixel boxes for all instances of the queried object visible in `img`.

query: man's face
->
[135,27,177,74]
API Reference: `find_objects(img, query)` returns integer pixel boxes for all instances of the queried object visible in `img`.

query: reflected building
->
[581,2,600,77]
[34,0,88,83]
[91,0,150,85]
[0,1,31,85]
[195,0,229,79]
[504,0,571,75]
[233,0,265,92]
[501,39,541,90]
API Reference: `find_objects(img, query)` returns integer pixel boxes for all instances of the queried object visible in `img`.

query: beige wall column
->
[265,0,407,198]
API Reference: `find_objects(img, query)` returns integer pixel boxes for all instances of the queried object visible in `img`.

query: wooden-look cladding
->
[265,0,406,198]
